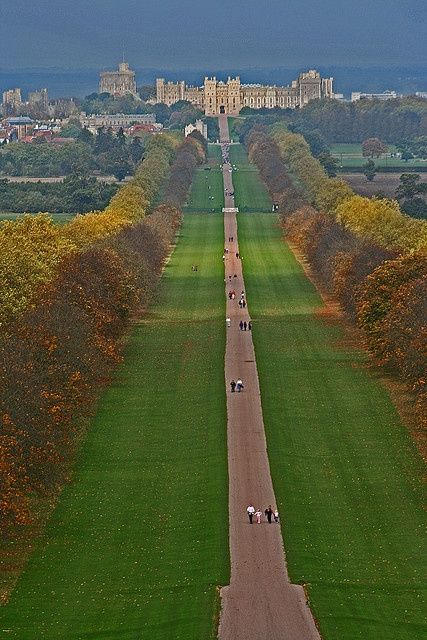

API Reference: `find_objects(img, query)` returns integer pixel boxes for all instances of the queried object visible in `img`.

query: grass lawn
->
[0,213,229,640]
[229,144,272,212]
[184,148,224,213]
[330,143,427,169]
[237,213,427,640]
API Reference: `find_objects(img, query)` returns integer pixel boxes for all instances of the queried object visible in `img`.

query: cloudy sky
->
[1,0,426,70]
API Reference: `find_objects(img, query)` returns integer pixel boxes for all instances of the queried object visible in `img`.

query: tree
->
[401,150,414,162]
[396,173,427,200]
[362,138,388,158]
[318,152,338,177]
[363,159,377,182]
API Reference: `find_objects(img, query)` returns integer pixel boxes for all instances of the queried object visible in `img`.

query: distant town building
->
[99,62,138,97]
[2,88,22,114]
[28,88,49,110]
[80,112,156,133]
[156,70,334,115]
[185,119,208,139]
[5,116,34,140]
[351,90,398,102]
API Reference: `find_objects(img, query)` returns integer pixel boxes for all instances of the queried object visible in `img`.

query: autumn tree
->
[362,138,388,158]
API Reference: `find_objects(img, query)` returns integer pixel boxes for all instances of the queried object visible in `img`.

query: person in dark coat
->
[230,380,236,393]
[265,505,273,524]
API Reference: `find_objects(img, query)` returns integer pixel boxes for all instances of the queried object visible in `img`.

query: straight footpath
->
[0,214,229,640]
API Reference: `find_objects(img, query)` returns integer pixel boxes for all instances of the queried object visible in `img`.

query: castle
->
[99,62,137,97]
[156,70,333,115]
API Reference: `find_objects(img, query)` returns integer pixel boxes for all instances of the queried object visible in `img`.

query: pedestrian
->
[231,292,235,299]
[247,504,255,524]
[242,299,246,308]
[236,252,239,259]
[236,378,244,392]
[229,275,232,281]
[238,299,243,309]
[226,317,231,327]
[255,509,262,524]
[248,321,252,331]
[234,274,237,278]
[265,505,273,524]
[244,321,247,331]
[239,320,244,331]
[274,509,279,523]
[230,379,236,393]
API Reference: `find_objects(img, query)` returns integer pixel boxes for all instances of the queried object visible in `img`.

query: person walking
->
[265,505,273,524]
[226,317,231,327]
[255,509,262,524]
[274,509,279,523]
[248,320,252,331]
[230,379,236,393]
[236,378,244,392]
[243,321,247,331]
[239,320,244,331]
[247,504,255,524]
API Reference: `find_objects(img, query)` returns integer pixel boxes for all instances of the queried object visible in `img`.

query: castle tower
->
[204,77,218,116]
[227,76,241,115]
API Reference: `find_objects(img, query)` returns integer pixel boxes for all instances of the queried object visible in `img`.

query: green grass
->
[229,144,272,212]
[238,213,427,640]
[330,143,427,168]
[0,213,229,640]
[184,147,224,213]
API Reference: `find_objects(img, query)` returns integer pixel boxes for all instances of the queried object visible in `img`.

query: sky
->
[0,0,426,71]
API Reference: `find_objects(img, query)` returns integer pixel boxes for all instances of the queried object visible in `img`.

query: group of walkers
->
[247,504,279,525]
[239,320,251,331]
[230,379,244,393]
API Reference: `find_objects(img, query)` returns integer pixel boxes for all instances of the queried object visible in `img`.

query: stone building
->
[99,62,137,97]
[184,119,208,139]
[2,88,22,114]
[156,70,333,115]
[28,88,49,110]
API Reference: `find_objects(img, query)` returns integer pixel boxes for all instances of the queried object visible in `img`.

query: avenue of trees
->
[244,124,427,442]
[0,133,205,535]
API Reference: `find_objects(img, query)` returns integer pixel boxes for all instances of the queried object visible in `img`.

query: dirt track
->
[217,115,321,640]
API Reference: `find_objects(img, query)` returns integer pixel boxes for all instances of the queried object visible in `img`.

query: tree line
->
[244,125,427,449]
[0,133,205,537]
[0,127,144,180]
[238,96,427,145]
[0,173,118,214]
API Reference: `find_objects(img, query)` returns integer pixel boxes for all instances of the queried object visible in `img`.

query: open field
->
[229,144,272,212]
[340,172,427,198]
[184,148,224,213]
[0,213,229,639]
[331,143,427,169]
[237,212,427,640]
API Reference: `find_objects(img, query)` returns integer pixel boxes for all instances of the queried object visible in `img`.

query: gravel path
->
[217,115,321,640]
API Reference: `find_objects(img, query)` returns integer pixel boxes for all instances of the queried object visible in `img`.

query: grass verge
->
[229,144,272,212]
[0,213,229,640]
[184,147,224,213]
[237,212,426,640]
